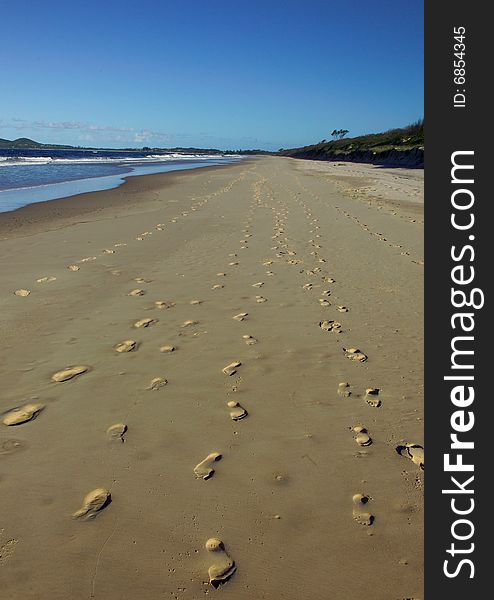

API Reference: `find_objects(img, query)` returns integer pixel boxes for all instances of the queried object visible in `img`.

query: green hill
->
[0,137,75,149]
[279,121,424,167]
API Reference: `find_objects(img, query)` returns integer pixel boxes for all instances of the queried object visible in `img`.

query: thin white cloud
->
[0,118,275,149]
[2,118,171,142]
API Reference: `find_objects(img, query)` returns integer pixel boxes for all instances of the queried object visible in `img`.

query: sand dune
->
[0,157,423,599]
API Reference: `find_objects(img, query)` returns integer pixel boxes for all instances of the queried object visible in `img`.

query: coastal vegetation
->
[279,120,424,167]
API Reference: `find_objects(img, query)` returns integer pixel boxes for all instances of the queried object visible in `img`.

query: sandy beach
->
[0,157,424,599]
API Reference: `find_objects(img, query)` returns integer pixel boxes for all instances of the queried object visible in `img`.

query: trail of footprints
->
[11,170,251,299]
[2,167,424,590]
[252,173,424,529]
[290,174,422,265]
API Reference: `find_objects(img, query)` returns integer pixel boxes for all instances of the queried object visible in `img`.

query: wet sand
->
[0,157,424,599]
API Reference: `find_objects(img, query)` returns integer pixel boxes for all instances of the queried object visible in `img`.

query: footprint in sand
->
[337,305,348,313]
[79,256,97,263]
[227,400,248,421]
[14,289,31,297]
[216,272,226,277]
[252,282,264,288]
[222,361,241,376]
[147,377,168,390]
[190,299,202,305]
[182,320,198,327]
[67,265,80,271]
[128,289,145,297]
[212,284,224,290]
[343,348,368,362]
[365,388,381,407]
[2,403,44,426]
[396,443,424,470]
[52,366,89,382]
[159,345,176,353]
[338,382,352,397]
[319,299,331,307]
[114,340,137,353]
[194,453,222,480]
[155,301,175,309]
[233,313,248,321]
[36,276,56,284]
[243,335,258,345]
[352,493,374,526]
[134,277,152,284]
[103,249,115,254]
[353,425,372,446]
[106,423,127,442]
[255,296,267,303]
[319,320,342,333]
[205,538,236,588]
[72,488,111,520]
[134,318,157,328]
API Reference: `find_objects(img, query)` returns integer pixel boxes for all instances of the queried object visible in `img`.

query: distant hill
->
[0,137,274,155]
[279,121,424,167]
[0,137,75,149]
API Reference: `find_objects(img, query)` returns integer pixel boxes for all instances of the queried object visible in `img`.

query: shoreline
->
[0,159,251,239]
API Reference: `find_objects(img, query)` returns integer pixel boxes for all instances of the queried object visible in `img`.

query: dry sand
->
[0,157,424,599]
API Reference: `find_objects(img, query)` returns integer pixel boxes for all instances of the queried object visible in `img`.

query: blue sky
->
[0,0,423,150]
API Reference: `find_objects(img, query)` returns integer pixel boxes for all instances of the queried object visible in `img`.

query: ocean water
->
[0,149,242,213]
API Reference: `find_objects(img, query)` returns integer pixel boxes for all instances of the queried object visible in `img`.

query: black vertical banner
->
[425,2,489,598]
